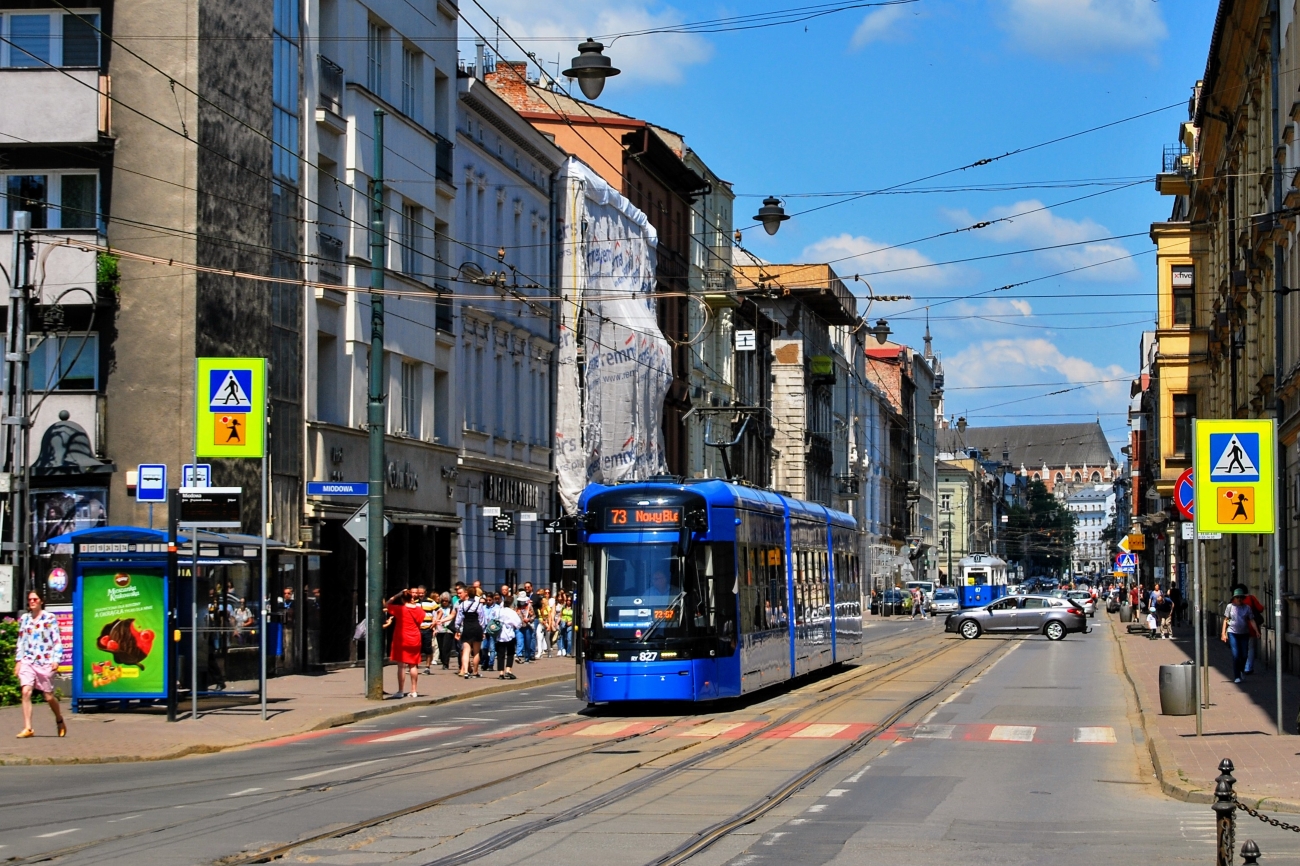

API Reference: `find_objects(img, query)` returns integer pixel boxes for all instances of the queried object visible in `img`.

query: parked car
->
[871,588,906,616]
[944,594,1087,641]
[1066,590,1096,617]
[927,587,961,616]
[905,580,935,605]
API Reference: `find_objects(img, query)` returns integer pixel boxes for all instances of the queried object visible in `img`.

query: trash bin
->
[1159,663,1196,715]
[1119,604,1133,623]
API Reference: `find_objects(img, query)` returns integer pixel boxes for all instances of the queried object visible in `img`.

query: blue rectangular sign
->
[306,481,369,496]
[136,464,167,502]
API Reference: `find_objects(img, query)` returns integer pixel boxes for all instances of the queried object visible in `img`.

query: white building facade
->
[1066,485,1116,577]
[452,66,563,592]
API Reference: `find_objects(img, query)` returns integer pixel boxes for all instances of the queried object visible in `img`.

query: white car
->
[1054,589,1096,617]
[928,588,961,615]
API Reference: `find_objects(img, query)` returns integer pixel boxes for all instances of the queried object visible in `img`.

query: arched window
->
[1033,473,1040,481]
[1073,472,1081,482]
[1091,471,1101,483]
[1054,473,1063,486]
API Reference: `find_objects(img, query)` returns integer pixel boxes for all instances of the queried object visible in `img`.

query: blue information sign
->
[306,481,369,496]
[136,464,167,502]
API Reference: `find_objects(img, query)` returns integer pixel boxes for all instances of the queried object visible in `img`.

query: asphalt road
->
[0,614,1250,866]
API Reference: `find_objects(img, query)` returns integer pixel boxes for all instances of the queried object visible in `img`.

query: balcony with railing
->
[1157,143,1193,195]
[316,231,344,285]
[434,283,454,332]
[318,55,343,115]
[435,134,454,183]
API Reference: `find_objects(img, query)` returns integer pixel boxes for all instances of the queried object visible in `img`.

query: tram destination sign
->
[605,506,681,529]
[177,487,242,528]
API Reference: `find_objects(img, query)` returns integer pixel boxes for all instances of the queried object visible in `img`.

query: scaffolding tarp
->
[555,158,669,513]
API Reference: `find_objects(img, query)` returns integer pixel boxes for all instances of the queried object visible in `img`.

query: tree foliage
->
[1004,480,1076,575]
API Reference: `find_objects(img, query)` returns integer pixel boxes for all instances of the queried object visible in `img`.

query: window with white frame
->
[1,11,99,68]
[366,19,386,96]
[400,360,421,437]
[400,202,421,275]
[3,171,98,229]
[29,334,99,391]
[401,46,421,122]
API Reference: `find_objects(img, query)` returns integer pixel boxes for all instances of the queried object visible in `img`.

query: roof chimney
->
[484,60,532,111]
[475,41,485,81]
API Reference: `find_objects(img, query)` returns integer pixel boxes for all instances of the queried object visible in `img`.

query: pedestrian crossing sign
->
[1208,432,1259,482]
[196,358,264,458]
[1194,419,1274,534]
[209,369,253,413]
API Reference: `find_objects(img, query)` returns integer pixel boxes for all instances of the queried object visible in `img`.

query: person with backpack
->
[1154,587,1174,639]
[432,592,455,670]
[481,592,500,671]
[454,585,487,679]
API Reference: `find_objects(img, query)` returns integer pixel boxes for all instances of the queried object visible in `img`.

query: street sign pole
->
[1193,422,1203,737]
[1272,418,1283,736]
[365,108,387,701]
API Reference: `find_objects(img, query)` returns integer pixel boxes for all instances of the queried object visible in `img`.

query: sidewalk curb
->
[0,672,574,767]
[1108,616,1300,815]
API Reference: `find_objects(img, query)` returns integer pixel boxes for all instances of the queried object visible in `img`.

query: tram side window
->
[766,546,784,629]
[737,544,758,633]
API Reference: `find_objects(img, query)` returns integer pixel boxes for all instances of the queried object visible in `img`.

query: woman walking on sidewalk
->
[14,590,66,738]
[1222,588,1257,684]
[493,600,522,679]
[454,586,487,679]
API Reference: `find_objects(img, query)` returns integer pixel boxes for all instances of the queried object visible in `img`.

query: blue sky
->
[461,0,1221,454]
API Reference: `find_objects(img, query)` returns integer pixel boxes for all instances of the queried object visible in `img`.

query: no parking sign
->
[1174,468,1194,520]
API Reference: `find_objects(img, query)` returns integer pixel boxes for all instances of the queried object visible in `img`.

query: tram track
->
[0,623,947,866]
[223,629,995,866]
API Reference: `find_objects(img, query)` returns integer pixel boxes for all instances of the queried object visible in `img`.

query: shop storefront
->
[457,464,554,592]
[305,424,458,665]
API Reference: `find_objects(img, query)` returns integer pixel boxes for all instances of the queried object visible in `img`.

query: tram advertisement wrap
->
[79,568,165,696]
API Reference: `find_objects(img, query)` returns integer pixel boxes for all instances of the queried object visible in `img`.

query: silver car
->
[944,594,1088,641]
[928,588,961,615]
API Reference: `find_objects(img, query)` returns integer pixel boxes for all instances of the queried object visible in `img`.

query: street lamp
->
[870,318,891,344]
[752,196,790,236]
[563,39,620,99]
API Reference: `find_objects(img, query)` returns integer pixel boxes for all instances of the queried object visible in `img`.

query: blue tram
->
[575,480,862,703]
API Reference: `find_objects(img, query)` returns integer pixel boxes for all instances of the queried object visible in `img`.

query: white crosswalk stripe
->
[989,725,1037,742]
[1073,726,1117,744]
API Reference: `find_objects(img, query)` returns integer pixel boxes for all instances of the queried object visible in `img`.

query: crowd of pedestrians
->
[384,581,574,698]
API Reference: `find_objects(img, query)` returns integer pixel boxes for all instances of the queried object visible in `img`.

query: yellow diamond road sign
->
[1193,418,1274,534]
[196,358,265,459]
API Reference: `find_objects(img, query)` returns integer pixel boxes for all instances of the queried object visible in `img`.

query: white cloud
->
[945,338,1130,406]
[799,233,957,288]
[1008,299,1033,317]
[463,2,712,88]
[946,199,1139,281]
[850,6,908,49]
[1001,0,1167,57]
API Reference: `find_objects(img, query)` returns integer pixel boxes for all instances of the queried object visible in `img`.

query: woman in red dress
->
[386,590,425,698]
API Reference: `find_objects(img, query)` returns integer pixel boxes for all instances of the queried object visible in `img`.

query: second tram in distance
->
[575,479,862,703]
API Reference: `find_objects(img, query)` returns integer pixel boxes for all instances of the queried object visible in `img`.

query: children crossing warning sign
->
[1194,419,1274,534]
[196,358,264,458]
[1216,488,1254,525]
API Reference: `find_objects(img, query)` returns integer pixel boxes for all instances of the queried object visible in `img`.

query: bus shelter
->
[39,526,321,712]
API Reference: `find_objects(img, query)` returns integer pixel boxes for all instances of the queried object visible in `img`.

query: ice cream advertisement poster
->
[78,569,166,697]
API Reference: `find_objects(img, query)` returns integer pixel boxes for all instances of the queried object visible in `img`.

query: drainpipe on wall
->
[1270,0,1290,702]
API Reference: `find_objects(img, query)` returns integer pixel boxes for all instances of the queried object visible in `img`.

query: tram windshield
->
[587,542,734,641]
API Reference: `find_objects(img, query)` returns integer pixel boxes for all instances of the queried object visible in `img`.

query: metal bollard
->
[1240,841,1260,865]
[1214,759,1238,866]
